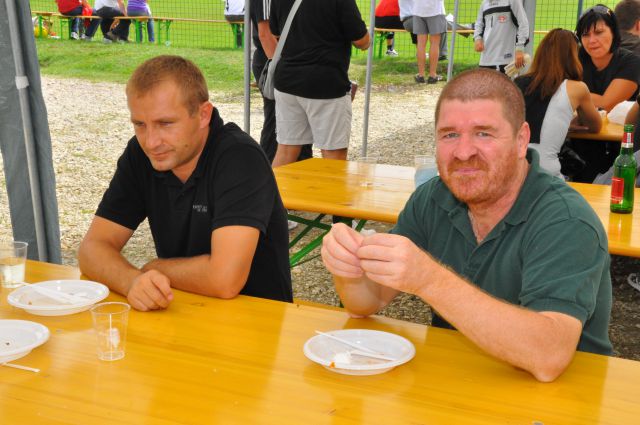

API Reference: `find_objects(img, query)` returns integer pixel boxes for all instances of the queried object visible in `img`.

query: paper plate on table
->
[0,320,49,363]
[7,280,109,316]
[303,329,415,375]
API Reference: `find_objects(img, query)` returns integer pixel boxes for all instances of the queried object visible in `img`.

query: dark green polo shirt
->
[391,150,613,355]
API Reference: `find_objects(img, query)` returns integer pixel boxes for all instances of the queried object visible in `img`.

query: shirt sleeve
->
[511,0,529,47]
[95,140,147,231]
[210,144,276,234]
[252,0,269,22]
[269,0,280,36]
[612,50,640,87]
[519,217,609,324]
[474,2,484,41]
[339,0,368,42]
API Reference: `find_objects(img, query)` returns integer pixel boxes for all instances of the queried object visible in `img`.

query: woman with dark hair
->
[515,29,601,179]
[571,4,640,182]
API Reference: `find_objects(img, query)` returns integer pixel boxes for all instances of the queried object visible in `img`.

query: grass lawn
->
[31,0,622,92]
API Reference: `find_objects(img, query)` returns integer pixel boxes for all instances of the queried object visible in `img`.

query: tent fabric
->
[0,0,61,263]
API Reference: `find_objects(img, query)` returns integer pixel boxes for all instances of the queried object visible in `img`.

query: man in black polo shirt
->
[78,55,292,311]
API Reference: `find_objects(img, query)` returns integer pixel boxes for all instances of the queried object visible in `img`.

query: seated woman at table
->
[571,4,640,182]
[515,29,601,180]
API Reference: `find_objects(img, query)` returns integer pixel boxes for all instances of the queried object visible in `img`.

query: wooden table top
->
[569,182,640,257]
[274,158,415,223]
[568,119,623,142]
[1,260,639,424]
[275,159,640,257]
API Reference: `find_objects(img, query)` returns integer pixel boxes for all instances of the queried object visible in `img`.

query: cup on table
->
[91,302,131,361]
[357,156,378,187]
[414,155,438,188]
[0,240,28,289]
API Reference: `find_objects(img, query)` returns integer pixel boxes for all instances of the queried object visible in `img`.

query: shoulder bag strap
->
[271,0,303,64]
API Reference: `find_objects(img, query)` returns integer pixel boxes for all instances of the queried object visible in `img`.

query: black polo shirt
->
[579,47,640,100]
[269,0,367,99]
[96,108,292,302]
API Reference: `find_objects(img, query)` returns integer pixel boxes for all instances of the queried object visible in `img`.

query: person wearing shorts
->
[413,0,446,84]
[269,0,369,167]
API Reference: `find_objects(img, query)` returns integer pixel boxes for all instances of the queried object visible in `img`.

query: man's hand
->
[357,233,431,296]
[515,50,525,68]
[126,269,173,311]
[321,223,365,278]
[474,39,484,52]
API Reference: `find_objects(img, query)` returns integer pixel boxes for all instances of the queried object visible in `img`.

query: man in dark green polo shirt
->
[321,68,612,382]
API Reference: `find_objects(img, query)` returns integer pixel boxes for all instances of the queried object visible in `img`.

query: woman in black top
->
[571,4,640,182]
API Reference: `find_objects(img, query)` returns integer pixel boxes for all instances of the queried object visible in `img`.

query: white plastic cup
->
[91,302,131,361]
[414,155,438,188]
[0,241,28,289]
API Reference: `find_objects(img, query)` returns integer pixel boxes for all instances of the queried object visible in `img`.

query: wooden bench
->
[32,10,172,44]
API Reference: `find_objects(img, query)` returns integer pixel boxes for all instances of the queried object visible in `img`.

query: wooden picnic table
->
[1,259,639,423]
[274,158,640,259]
[568,119,623,142]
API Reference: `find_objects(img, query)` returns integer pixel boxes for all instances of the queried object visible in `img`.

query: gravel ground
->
[0,76,637,360]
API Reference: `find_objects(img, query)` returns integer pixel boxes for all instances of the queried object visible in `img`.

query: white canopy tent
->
[0,0,61,262]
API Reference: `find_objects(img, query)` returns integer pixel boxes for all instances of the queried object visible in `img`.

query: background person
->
[55,0,99,39]
[224,0,245,47]
[269,0,369,168]
[412,0,445,83]
[474,0,529,73]
[249,0,312,164]
[126,0,154,43]
[78,55,293,311]
[515,29,601,179]
[321,69,612,382]
[375,0,403,56]
[571,4,640,182]
[94,0,130,42]
[614,0,640,56]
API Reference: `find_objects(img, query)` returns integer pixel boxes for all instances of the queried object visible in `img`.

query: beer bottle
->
[610,124,637,214]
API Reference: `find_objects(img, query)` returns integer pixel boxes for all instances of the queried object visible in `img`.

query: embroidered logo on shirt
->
[498,15,507,23]
[193,204,208,213]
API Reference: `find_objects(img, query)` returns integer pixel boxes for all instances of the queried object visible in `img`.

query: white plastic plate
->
[0,320,49,363]
[303,329,415,375]
[7,280,109,316]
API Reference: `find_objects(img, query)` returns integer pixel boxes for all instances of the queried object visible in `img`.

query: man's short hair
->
[614,0,640,31]
[126,55,209,115]
[434,68,525,135]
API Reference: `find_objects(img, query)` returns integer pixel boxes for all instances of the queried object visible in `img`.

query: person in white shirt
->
[412,0,446,83]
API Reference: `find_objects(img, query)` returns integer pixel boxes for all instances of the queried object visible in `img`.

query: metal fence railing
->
[30,1,622,61]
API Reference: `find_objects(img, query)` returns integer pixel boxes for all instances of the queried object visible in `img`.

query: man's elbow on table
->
[528,349,576,383]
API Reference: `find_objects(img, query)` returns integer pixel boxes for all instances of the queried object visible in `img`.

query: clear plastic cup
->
[414,155,438,188]
[0,241,28,289]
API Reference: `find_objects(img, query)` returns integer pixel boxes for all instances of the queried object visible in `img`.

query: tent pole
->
[361,0,376,157]
[243,0,251,133]
[4,0,48,261]
[446,0,460,82]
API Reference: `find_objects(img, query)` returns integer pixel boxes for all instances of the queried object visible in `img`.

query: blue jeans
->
[64,6,100,38]
[127,9,154,42]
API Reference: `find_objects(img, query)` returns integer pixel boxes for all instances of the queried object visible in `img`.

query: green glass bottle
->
[610,124,637,214]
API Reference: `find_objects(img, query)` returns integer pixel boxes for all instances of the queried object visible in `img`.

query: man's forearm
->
[143,255,244,299]
[78,240,142,296]
[417,264,580,382]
